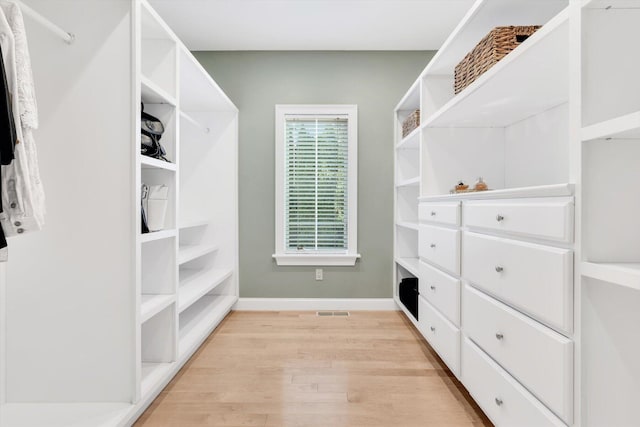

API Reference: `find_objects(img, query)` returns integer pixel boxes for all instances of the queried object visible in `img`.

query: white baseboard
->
[234,298,398,311]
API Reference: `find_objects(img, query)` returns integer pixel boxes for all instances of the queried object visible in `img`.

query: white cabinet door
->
[419,225,460,276]
[462,337,567,427]
[462,232,573,333]
[464,197,574,243]
[419,261,460,326]
[419,202,461,226]
[463,285,573,423]
[419,296,460,378]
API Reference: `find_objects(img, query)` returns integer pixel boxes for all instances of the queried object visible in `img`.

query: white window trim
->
[273,104,360,267]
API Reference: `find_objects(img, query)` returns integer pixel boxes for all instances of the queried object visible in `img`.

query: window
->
[273,105,359,266]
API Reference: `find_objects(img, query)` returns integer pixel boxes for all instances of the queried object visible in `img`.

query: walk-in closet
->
[0,0,637,426]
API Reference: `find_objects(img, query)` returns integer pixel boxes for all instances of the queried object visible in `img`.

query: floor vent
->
[317,311,350,317]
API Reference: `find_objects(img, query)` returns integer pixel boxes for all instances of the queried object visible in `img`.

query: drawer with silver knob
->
[418,296,460,378]
[463,285,573,423]
[419,224,460,276]
[462,337,567,427]
[419,201,460,226]
[463,197,574,243]
[419,260,460,326]
[462,231,573,333]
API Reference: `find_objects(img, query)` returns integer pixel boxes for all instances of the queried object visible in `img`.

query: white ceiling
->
[148,0,474,51]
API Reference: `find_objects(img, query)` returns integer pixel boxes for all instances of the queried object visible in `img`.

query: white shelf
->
[582,262,640,291]
[396,127,420,150]
[140,0,176,41]
[395,79,420,112]
[394,295,420,330]
[179,220,209,230]
[179,295,237,359]
[423,8,569,128]
[141,362,174,398]
[178,268,233,313]
[396,257,420,277]
[583,0,640,8]
[0,403,131,427]
[397,176,420,188]
[141,155,177,171]
[141,75,177,106]
[178,243,219,265]
[419,183,574,202]
[582,111,640,141]
[396,221,419,231]
[140,294,175,323]
[423,0,568,76]
[140,229,176,243]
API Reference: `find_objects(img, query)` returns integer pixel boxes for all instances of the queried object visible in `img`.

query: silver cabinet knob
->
[495,397,503,406]
[430,211,437,216]
[430,326,436,332]
[495,266,504,273]
[496,214,505,222]
[430,285,436,291]
[430,243,436,248]
[495,332,504,340]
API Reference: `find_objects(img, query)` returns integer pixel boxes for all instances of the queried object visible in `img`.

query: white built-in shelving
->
[140,294,175,323]
[0,1,238,426]
[178,269,233,313]
[178,243,219,265]
[396,221,419,231]
[141,76,177,106]
[422,9,568,128]
[582,111,640,142]
[396,176,420,188]
[179,295,237,358]
[395,257,420,278]
[141,156,178,171]
[580,3,640,426]
[140,228,177,243]
[393,0,583,425]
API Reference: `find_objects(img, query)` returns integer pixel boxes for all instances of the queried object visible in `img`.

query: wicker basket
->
[402,109,420,138]
[454,26,541,94]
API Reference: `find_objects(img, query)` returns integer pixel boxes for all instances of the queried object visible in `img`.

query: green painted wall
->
[193,51,434,298]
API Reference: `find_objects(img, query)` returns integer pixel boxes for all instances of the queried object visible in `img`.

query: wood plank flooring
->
[135,311,492,427]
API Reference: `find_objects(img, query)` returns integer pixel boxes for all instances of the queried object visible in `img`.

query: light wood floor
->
[135,311,492,427]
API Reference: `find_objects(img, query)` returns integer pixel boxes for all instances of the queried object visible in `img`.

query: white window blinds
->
[285,116,349,252]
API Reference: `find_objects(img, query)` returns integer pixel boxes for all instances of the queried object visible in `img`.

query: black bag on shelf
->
[399,277,419,321]
[141,102,169,162]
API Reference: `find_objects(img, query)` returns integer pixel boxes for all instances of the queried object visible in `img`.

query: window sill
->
[273,253,361,266]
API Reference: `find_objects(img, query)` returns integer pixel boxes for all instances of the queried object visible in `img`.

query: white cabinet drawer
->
[419,261,460,326]
[462,337,567,427]
[462,232,573,333]
[419,202,460,226]
[463,285,573,423]
[419,296,460,377]
[463,197,573,243]
[419,225,460,276]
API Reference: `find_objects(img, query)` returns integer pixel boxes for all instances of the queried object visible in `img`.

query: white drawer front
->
[462,337,567,427]
[419,261,460,326]
[419,225,460,276]
[419,202,460,226]
[463,285,573,423]
[462,232,573,333]
[463,198,574,243]
[419,296,460,377]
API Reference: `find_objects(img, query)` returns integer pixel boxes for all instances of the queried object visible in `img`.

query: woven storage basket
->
[454,25,541,94]
[402,109,420,138]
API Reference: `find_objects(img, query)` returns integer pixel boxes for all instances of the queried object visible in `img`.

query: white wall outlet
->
[315,268,323,281]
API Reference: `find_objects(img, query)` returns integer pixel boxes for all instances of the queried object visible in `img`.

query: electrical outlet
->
[315,268,323,281]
